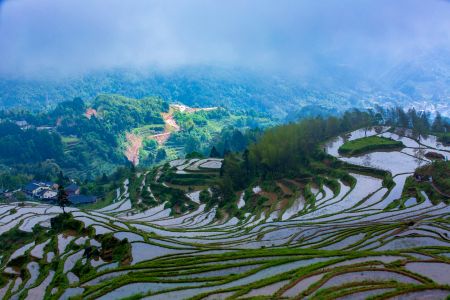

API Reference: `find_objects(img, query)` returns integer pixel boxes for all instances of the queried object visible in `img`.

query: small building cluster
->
[22,181,97,205]
[23,181,59,200]
[0,119,55,132]
[413,173,433,183]
[0,188,16,199]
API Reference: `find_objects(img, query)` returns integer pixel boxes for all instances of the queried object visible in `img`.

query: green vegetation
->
[185,110,379,216]
[97,233,132,264]
[150,182,195,214]
[50,213,86,234]
[0,68,350,118]
[2,101,449,300]
[431,161,450,195]
[155,107,449,218]
[0,94,272,189]
[0,227,35,255]
[338,136,404,156]
[169,108,269,158]
[0,122,64,164]
[436,132,450,145]
[415,161,450,197]
[402,177,441,206]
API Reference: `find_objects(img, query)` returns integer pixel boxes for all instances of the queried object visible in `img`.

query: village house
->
[68,194,97,205]
[23,181,58,199]
[65,183,80,195]
[14,120,33,130]
[22,181,97,205]
[40,190,58,200]
[36,125,56,132]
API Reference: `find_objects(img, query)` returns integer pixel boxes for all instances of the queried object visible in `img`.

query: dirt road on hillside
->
[124,133,143,166]
[124,104,217,165]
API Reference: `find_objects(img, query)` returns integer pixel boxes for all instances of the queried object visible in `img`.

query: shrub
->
[339,136,404,156]
[50,213,85,233]
[0,227,34,253]
[383,174,395,189]
[97,233,131,264]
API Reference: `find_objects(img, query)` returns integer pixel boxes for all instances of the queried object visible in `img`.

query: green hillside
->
[0,94,272,185]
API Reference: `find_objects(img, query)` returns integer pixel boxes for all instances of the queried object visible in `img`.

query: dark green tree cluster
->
[0,95,172,180]
[247,110,374,176]
[0,122,64,163]
[376,106,449,138]
[211,109,376,211]
[90,94,167,133]
[210,127,263,156]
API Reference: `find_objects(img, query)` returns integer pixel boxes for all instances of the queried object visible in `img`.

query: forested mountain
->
[0,94,271,185]
[2,59,450,120]
[0,67,350,120]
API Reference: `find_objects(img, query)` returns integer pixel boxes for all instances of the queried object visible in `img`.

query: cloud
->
[1,0,450,78]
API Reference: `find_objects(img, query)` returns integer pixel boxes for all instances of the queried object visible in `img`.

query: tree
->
[184,119,195,132]
[57,170,66,186]
[243,149,250,176]
[209,146,220,158]
[101,173,108,184]
[72,97,86,113]
[14,191,27,205]
[230,129,246,151]
[432,112,444,132]
[397,108,409,128]
[155,148,167,162]
[57,185,71,214]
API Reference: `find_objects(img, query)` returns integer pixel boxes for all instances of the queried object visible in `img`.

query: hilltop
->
[0,109,449,299]
[2,62,450,119]
[0,94,272,184]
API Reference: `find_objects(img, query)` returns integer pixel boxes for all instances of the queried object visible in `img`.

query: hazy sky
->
[1,0,450,78]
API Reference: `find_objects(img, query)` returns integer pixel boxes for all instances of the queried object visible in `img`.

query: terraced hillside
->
[0,128,449,300]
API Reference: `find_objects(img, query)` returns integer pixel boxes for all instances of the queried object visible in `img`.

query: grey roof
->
[24,182,39,193]
[68,194,96,204]
[65,183,80,192]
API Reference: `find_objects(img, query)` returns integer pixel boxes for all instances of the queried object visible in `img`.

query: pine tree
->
[243,149,250,176]
[101,173,108,184]
[432,112,444,132]
[57,185,71,214]
[57,171,65,186]
[209,146,220,158]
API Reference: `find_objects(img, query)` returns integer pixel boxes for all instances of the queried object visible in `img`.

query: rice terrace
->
[1,1,450,300]
[1,126,449,300]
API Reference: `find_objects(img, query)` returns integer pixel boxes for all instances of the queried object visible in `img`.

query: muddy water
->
[63,250,84,273]
[388,289,450,300]
[98,281,203,300]
[202,292,234,300]
[143,257,338,300]
[59,287,84,300]
[243,280,289,297]
[114,231,144,242]
[283,274,325,297]
[318,270,420,291]
[340,151,424,175]
[320,233,365,250]
[173,264,261,279]
[336,288,394,300]
[404,262,450,284]
[130,242,190,264]
[24,262,40,289]
[377,237,449,250]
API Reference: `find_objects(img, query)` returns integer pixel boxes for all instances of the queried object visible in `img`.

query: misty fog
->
[1,0,450,79]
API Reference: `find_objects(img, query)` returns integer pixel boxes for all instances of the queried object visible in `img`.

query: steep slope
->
[0,128,448,299]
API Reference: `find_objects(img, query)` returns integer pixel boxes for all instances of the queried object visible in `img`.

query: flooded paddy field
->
[0,131,449,299]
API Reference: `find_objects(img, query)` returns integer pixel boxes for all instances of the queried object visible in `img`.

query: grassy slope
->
[415,161,450,196]
[339,136,404,156]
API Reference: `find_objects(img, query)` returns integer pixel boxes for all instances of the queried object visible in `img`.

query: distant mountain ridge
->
[1,55,450,118]
[0,67,350,120]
